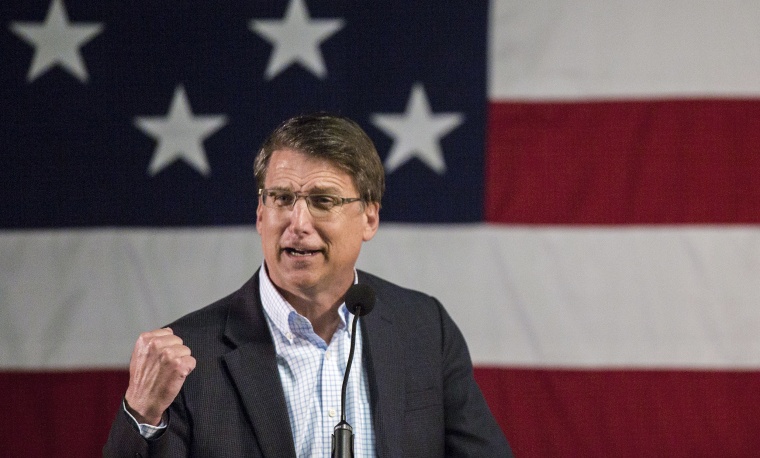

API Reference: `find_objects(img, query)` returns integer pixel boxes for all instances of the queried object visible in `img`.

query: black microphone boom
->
[332,284,376,458]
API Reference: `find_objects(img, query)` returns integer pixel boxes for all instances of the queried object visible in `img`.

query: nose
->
[288,196,314,233]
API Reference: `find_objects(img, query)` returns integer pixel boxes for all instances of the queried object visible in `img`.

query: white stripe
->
[362,225,760,368]
[489,0,760,100]
[0,228,260,369]
[2,225,759,369]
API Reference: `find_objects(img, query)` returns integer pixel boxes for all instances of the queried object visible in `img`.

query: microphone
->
[332,284,375,458]
[344,283,375,317]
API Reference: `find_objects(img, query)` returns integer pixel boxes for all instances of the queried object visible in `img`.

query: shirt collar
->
[259,263,358,342]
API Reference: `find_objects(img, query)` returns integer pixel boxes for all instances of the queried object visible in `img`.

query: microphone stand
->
[332,304,361,458]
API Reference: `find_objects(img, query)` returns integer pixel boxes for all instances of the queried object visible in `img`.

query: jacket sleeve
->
[437,300,514,457]
[103,394,191,457]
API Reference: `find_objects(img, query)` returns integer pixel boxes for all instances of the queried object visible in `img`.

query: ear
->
[256,198,263,234]
[362,202,380,242]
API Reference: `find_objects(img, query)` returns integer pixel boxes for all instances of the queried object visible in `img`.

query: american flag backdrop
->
[2,0,760,456]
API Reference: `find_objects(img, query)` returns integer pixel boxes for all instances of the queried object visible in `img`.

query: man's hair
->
[254,113,385,205]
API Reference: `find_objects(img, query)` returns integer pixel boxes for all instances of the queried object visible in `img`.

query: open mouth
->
[283,248,321,257]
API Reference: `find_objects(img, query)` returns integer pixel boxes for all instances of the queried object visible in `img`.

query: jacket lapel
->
[221,272,297,458]
[361,283,405,458]
[219,270,406,457]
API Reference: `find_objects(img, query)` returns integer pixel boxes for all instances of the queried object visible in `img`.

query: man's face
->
[256,148,379,299]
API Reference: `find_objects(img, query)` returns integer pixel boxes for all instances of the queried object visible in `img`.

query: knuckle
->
[136,331,152,346]
[158,346,176,362]
[145,338,161,354]
[135,333,157,356]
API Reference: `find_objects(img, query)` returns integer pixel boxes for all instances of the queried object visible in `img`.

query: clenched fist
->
[124,328,196,426]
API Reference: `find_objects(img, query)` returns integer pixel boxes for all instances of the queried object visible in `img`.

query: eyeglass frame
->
[258,188,364,215]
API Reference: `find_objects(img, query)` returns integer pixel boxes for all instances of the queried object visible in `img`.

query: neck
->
[276,284,349,344]
[264,264,356,343]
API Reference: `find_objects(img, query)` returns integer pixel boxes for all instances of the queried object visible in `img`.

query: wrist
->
[124,396,163,426]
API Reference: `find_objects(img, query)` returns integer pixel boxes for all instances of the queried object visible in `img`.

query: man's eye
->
[272,193,294,205]
[310,195,337,209]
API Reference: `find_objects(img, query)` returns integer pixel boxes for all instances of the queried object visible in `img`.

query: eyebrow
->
[308,186,342,194]
[267,185,343,194]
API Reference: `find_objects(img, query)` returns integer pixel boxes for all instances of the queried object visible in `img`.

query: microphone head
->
[344,284,375,317]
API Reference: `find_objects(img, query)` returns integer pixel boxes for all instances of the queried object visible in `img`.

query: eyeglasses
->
[259,188,363,216]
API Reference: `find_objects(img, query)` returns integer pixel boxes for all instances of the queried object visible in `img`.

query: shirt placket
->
[321,325,348,457]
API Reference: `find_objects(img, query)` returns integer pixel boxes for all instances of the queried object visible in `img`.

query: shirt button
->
[325,351,331,360]
[328,408,337,418]
[285,332,293,340]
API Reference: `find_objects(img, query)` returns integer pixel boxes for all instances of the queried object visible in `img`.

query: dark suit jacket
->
[104,269,512,457]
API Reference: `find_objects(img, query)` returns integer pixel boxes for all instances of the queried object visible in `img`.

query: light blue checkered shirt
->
[259,266,376,457]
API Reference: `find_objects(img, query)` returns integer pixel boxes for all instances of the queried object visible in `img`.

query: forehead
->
[265,149,355,192]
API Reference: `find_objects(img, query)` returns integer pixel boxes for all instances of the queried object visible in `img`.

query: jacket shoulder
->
[357,270,444,322]
[357,270,434,302]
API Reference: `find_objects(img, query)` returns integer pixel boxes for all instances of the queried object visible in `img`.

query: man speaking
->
[104,113,512,457]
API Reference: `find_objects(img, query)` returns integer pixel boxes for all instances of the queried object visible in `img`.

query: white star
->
[10,0,103,83]
[134,85,228,177]
[249,0,344,79]
[371,83,464,175]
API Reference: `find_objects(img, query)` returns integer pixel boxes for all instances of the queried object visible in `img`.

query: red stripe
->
[475,367,760,457]
[0,371,128,457]
[4,369,759,456]
[485,100,760,224]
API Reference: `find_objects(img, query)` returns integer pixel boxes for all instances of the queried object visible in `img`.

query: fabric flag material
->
[1,0,759,456]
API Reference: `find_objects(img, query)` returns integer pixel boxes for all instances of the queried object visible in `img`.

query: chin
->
[280,269,322,290]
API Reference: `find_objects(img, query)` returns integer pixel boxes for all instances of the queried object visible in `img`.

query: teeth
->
[287,248,316,256]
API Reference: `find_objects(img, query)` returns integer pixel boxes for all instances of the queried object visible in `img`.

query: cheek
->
[325,222,365,253]
[257,214,282,243]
